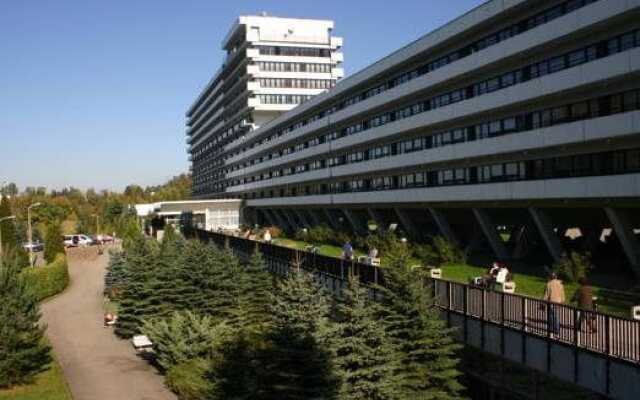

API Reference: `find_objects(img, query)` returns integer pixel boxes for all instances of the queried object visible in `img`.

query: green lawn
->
[271,236,630,316]
[0,352,72,400]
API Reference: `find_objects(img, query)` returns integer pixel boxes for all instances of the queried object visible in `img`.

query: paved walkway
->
[40,247,177,400]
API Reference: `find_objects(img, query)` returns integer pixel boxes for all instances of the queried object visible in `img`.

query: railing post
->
[522,296,527,332]
[374,266,378,286]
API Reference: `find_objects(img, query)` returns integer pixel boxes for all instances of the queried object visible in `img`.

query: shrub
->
[141,310,230,371]
[295,225,335,245]
[552,251,592,283]
[166,359,212,400]
[23,253,69,302]
[44,222,65,264]
[431,235,467,265]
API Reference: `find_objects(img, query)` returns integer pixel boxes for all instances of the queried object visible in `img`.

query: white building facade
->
[187,15,343,198]
[187,0,640,278]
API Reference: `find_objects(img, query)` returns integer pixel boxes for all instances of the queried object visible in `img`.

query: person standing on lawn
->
[543,272,565,335]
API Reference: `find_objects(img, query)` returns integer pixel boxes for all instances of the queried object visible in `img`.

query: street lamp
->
[27,202,42,267]
[0,215,16,259]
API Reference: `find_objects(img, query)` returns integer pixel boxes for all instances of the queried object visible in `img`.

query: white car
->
[63,235,93,247]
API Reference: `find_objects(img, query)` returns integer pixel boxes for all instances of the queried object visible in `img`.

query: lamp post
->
[0,215,16,259]
[91,213,100,236]
[27,202,42,267]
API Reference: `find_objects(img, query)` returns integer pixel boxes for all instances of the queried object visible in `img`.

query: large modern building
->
[188,0,640,278]
[187,14,343,198]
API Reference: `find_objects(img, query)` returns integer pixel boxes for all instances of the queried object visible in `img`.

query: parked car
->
[23,240,45,252]
[63,234,93,247]
[90,234,114,245]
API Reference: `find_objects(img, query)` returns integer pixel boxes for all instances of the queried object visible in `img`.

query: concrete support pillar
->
[322,209,341,231]
[605,207,640,278]
[528,207,564,262]
[293,209,311,228]
[281,209,300,233]
[367,208,386,229]
[512,225,534,259]
[262,209,278,227]
[272,209,294,234]
[394,208,420,239]
[472,208,509,260]
[307,209,324,227]
[344,209,367,235]
[429,207,458,245]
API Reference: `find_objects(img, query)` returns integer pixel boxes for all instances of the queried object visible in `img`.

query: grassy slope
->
[0,352,72,400]
[273,237,626,315]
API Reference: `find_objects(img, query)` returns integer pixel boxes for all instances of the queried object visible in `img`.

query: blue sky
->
[0,0,484,192]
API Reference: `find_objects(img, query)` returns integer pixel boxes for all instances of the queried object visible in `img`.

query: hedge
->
[23,254,69,302]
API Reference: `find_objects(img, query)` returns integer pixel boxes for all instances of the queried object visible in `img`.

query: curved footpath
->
[40,247,177,400]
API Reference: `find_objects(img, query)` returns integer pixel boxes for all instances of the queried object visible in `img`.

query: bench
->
[595,288,640,319]
[357,256,381,266]
[132,335,153,352]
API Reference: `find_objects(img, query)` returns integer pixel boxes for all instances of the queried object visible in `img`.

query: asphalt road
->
[40,247,177,400]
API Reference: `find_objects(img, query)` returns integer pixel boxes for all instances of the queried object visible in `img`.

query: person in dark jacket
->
[572,277,596,333]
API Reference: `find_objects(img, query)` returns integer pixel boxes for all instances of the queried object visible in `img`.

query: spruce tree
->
[237,248,275,332]
[330,275,398,400]
[378,257,464,399]
[43,221,64,264]
[0,257,51,388]
[104,250,126,299]
[258,266,337,399]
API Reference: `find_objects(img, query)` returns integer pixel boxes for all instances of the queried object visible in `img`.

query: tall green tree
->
[330,275,398,400]
[378,261,464,399]
[0,258,51,388]
[43,222,64,264]
[237,248,275,332]
[0,196,28,267]
[257,267,337,399]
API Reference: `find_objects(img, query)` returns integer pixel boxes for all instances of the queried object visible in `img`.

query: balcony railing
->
[186,228,640,364]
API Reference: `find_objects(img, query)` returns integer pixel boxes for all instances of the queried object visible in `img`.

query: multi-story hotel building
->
[187,15,343,198]
[187,0,640,277]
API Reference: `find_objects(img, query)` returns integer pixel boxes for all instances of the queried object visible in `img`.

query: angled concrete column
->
[307,209,324,227]
[428,207,458,245]
[272,209,294,233]
[528,207,564,262]
[394,208,420,239]
[605,207,640,278]
[322,209,341,231]
[472,208,509,260]
[512,225,534,259]
[344,209,367,235]
[281,209,300,233]
[293,209,311,228]
[262,209,278,227]
[367,208,386,228]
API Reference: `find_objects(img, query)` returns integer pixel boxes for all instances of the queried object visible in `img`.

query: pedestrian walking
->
[543,272,565,335]
[572,277,596,333]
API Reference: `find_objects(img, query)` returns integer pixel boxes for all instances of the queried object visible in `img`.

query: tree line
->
[106,231,465,399]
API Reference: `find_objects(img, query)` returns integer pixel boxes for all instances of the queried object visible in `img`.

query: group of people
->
[543,273,596,334]
[480,261,511,288]
[340,242,379,262]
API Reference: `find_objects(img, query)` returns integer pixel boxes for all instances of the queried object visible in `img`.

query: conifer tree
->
[378,256,464,399]
[236,248,275,332]
[104,250,126,299]
[0,257,51,388]
[43,221,64,264]
[258,265,337,399]
[330,275,398,400]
